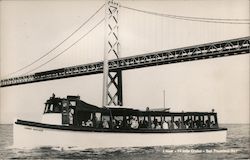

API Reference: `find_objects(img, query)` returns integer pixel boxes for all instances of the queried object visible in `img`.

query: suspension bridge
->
[0,1,249,107]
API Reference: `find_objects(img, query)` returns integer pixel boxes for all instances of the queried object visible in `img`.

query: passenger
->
[187,119,193,128]
[175,119,181,128]
[131,117,139,129]
[82,121,86,126]
[91,116,97,128]
[139,120,144,128]
[123,118,130,129]
[173,121,178,129]
[180,121,185,129]
[151,123,155,129]
[205,120,209,128]
[69,108,74,125]
[210,121,216,128]
[196,120,201,128]
[162,121,169,129]
[153,119,158,128]
[86,119,93,127]
[117,120,122,129]
[176,118,183,129]
[142,120,149,128]
[200,121,205,128]
[155,122,161,129]
[141,119,148,128]
[102,119,109,128]
[113,119,121,129]
[169,120,174,129]
[193,121,197,128]
[112,119,116,128]
[121,119,127,129]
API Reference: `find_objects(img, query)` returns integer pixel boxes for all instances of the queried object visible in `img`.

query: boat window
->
[113,116,123,121]
[44,104,49,113]
[44,102,62,113]
[164,116,171,122]
[150,116,155,124]
[102,115,110,121]
[173,116,181,122]
[69,101,76,106]
[49,104,54,112]
[138,116,144,123]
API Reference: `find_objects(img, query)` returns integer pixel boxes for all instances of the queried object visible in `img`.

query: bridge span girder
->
[0,36,249,88]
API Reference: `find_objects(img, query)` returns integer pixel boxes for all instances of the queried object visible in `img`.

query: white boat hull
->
[13,122,227,149]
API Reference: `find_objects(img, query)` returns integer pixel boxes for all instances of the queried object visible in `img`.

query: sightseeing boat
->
[14,94,227,148]
[13,1,227,149]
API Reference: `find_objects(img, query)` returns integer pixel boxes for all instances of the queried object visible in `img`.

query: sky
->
[0,0,249,124]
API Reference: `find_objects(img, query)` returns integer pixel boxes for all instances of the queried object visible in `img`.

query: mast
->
[102,0,122,107]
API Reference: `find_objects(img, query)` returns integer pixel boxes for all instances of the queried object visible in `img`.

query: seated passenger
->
[139,120,144,128]
[86,119,93,127]
[180,121,185,129]
[176,118,181,128]
[155,122,161,129]
[187,119,193,129]
[169,120,174,129]
[205,120,209,128]
[102,119,109,128]
[117,120,122,129]
[153,119,159,128]
[173,121,178,129]
[151,123,155,129]
[82,121,86,126]
[142,120,149,128]
[113,119,121,129]
[112,119,116,128]
[162,121,169,129]
[131,117,139,129]
[210,121,216,128]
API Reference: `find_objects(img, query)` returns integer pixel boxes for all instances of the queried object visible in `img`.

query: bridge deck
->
[1,36,249,87]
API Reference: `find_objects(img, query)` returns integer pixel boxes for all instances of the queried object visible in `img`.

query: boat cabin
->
[42,94,219,130]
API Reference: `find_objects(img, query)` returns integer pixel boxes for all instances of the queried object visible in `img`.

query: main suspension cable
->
[4,3,105,78]
[24,18,105,75]
[121,5,250,24]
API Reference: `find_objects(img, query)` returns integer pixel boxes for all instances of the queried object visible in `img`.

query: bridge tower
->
[102,0,123,107]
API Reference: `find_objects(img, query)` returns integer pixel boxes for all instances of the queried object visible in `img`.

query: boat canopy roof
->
[46,94,217,116]
[76,100,102,112]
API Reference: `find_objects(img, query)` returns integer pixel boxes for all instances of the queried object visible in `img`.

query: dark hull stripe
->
[15,119,227,134]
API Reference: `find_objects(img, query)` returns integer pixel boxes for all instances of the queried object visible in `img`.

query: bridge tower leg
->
[102,0,122,107]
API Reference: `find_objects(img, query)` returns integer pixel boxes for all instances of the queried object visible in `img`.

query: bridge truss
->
[1,36,249,88]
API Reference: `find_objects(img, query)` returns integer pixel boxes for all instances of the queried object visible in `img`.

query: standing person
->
[69,108,74,125]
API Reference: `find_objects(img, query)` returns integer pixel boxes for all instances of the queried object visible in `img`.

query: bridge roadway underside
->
[1,36,249,87]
